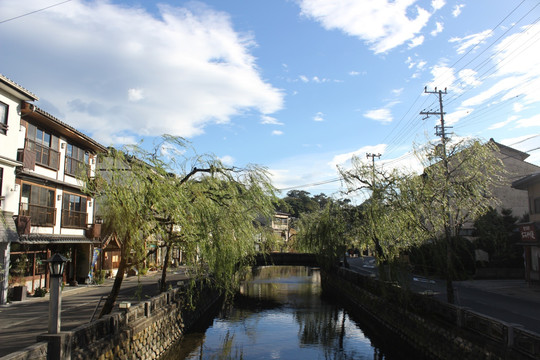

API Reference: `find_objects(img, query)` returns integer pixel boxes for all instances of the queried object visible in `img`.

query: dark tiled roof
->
[0,73,38,101]
[16,234,99,245]
[512,172,540,190]
[30,106,108,153]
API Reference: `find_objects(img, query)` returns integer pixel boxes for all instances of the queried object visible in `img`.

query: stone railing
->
[325,267,540,360]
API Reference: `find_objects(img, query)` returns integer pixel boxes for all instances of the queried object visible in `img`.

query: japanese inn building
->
[0,73,106,304]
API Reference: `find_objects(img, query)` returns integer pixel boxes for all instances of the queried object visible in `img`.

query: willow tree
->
[406,138,505,303]
[339,138,505,302]
[296,200,359,270]
[86,136,277,316]
[338,157,422,266]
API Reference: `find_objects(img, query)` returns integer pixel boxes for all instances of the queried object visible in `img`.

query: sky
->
[1,0,540,200]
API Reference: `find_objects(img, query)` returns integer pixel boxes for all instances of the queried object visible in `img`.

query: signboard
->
[519,224,537,242]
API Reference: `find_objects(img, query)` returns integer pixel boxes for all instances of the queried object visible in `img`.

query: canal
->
[162,266,425,359]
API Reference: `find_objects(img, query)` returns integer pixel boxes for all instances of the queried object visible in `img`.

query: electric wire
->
[0,0,73,25]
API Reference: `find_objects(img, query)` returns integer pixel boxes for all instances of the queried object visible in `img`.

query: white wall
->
[0,90,22,213]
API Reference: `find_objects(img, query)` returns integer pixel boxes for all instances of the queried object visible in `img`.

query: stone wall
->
[2,280,222,360]
[323,267,540,360]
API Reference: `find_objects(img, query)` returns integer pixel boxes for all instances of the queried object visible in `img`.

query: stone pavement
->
[0,269,189,358]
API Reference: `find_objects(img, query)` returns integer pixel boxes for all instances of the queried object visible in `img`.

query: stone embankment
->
[2,280,222,360]
[323,267,540,360]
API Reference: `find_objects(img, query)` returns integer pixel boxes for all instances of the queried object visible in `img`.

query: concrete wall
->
[1,280,222,360]
[323,268,540,360]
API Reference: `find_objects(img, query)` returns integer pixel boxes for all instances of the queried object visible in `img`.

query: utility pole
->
[365,152,385,265]
[420,87,452,154]
[366,153,381,185]
[420,87,456,304]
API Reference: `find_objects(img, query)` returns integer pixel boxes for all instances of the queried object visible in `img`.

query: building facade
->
[512,172,540,284]
[0,73,107,303]
[0,74,38,304]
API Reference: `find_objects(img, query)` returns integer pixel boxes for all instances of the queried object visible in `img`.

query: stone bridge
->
[252,252,319,267]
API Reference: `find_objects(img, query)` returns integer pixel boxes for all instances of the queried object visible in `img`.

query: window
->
[65,143,89,177]
[62,193,87,228]
[20,183,56,226]
[0,167,3,202]
[535,198,540,215]
[26,124,60,169]
[0,102,7,135]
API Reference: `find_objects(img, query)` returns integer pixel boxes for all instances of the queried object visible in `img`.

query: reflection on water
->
[162,266,422,360]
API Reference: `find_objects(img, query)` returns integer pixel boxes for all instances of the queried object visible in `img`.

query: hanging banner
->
[87,248,101,281]
[519,223,537,242]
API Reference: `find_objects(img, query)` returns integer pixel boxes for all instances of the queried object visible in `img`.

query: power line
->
[0,0,73,25]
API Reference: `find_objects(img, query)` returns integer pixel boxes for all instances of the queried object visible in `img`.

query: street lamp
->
[45,253,68,334]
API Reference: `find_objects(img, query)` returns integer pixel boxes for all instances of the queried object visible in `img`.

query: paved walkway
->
[0,269,189,358]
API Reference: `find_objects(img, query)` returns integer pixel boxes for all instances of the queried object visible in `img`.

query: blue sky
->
[1,0,540,199]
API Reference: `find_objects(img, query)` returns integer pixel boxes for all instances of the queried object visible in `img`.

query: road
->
[348,256,540,334]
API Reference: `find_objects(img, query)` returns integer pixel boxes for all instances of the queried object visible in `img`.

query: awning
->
[16,234,99,245]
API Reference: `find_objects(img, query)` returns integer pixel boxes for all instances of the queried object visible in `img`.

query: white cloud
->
[0,0,283,145]
[445,108,473,126]
[452,4,465,17]
[364,108,392,124]
[430,21,444,36]
[313,112,325,122]
[329,144,387,169]
[128,88,144,102]
[299,0,435,54]
[516,114,540,128]
[488,116,515,130]
[272,130,284,135]
[299,75,309,83]
[513,103,525,112]
[408,35,425,49]
[431,0,446,11]
[349,71,360,76]
[261,115,284,125]
[392,88,404,96]
[427,64,455,90]
[219,155,235,165]
[458,69,481,87]
[449,30,493,54]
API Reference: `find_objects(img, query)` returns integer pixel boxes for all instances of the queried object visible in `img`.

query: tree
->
[296,200,359,270]
[474,208,521,267]
[338,138,505,302]
[86,136,277,317]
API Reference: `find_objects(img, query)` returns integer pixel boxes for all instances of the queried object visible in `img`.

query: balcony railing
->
[25,139,60,170]
[65,156,90,177]
[19,204,56,226]
[62,209,88,228]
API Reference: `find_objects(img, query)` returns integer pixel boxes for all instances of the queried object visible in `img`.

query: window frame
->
[61,192,88,228]
[0,101,8,135]
[25,124,60,170]
[20,182,56,226]
[65,143,90,177]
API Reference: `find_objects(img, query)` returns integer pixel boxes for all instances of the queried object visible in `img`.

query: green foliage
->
[474,208,522,267]
[297,200,359,270]
[337,138,505,295]
[85,136,277,315]
[409,237,476,279]
[33,287,48,297]
[94,269,106,285]
[276,190,330,218]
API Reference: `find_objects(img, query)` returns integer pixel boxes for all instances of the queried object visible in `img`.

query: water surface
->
[163,266,422,360]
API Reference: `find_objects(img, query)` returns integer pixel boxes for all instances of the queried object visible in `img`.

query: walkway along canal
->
[161,266,424,360]
[4,256,540,359]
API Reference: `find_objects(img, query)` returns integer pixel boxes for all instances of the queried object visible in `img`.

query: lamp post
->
[45,253,68,334]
